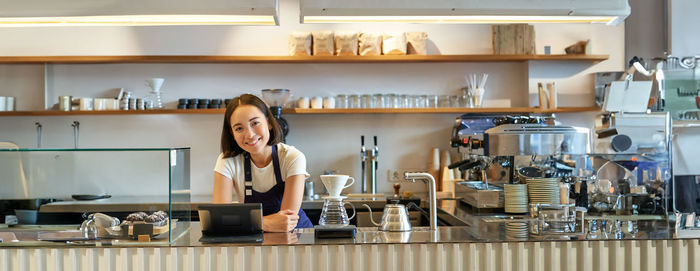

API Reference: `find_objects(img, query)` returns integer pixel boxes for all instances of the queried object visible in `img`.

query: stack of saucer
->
[504,184,528,213]
[505,221,529,240]
[526,177,560,205]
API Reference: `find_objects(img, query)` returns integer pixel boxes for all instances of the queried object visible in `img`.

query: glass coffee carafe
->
[319,197,355,226]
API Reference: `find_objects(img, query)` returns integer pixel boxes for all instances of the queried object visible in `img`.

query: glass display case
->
[0,147,191,245]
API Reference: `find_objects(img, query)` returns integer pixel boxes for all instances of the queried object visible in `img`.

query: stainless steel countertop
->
[38,195,392,212]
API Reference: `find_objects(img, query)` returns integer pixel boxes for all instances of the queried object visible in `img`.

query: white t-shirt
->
[214,143,310,203]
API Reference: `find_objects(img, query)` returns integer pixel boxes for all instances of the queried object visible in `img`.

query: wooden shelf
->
[0,107,601,116]
[0,54,609,64]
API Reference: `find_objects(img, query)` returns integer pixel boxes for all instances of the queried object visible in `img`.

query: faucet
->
[360,136,379,194]
[35,122,42,148]
[404,172,437,231]
[71,121,80,149]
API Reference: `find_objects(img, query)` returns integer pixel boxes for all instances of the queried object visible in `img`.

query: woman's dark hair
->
[221,94,283,158]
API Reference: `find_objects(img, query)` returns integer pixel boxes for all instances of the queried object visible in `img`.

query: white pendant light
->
[0,0,278,26]
[300,0,630,25]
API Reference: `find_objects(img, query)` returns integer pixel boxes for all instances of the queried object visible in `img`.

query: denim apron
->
[243,145,313,229]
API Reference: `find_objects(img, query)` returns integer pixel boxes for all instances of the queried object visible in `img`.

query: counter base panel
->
[2,239,698,271]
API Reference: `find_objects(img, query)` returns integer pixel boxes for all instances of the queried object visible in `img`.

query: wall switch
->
[387,168,424,182]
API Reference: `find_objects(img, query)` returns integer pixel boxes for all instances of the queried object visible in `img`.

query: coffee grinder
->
[261,89,291,140]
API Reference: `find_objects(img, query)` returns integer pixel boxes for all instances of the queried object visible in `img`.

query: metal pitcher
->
[362,204,412,232]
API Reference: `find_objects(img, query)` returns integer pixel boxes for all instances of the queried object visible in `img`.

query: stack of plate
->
[505,221,529,240]
[525,177,560,205]
[504,184,528,213]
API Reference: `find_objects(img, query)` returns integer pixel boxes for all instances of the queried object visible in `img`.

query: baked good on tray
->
[124,211,168,227]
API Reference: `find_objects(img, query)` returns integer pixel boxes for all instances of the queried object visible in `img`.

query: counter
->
[3,199,698,271]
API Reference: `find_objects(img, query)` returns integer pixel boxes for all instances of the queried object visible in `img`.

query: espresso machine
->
[450,113,590,209]
[589,112,670,216]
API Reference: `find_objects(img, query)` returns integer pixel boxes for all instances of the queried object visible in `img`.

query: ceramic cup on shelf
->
[297,97,310,108]
[0,96,6,111]
[79,98,94,111]
[5,97,14,111]
[58,96,72,111]
[323,96,335,109]
[310,96,323,109]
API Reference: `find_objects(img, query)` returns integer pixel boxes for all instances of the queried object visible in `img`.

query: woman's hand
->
[263,209,299,232]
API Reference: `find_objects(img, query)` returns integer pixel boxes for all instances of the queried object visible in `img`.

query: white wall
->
[670,0,700,56]
[0,0,624,196]
[625,0,666,61]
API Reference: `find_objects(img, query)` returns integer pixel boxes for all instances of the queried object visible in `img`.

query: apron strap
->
[244,153,253,197]
[271,145,284,185]
[244,145,283,198]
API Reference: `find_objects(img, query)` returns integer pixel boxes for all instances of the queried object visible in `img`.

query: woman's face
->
[230,104,271,155]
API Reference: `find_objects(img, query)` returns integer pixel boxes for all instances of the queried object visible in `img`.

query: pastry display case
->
[0,147,191,245]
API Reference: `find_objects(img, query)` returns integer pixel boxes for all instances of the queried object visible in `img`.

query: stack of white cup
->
[0,96,15,111]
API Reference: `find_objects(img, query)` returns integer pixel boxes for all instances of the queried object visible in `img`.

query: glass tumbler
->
[348,94,360,108]
[336,94,348,108]
[373,94,385,108]
[360,94,372,108]
[319,198,356,226]
[427,95,439,108]
[438,95,451,107]
[399,94,409,108]
[417,95,427,108]
[386,93,398,108]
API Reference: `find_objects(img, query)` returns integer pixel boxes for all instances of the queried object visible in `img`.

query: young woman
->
[212,94,313,232]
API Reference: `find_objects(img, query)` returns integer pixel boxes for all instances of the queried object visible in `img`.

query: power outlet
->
[387,168,424,182]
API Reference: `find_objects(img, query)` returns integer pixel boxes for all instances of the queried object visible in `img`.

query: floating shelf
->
[0,107,601,116]
[0,54,609,64]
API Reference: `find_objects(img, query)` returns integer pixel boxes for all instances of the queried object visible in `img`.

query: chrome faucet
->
[71,121,80,149]
[404,172,437,230]
[361,136,378,194]
[35,122,42,148]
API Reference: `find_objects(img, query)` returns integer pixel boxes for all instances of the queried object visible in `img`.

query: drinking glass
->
[348,94,360,108]
[438,95,451,107]
[450,95,459,107]
[360,94,372,108]
[427,95,439,108]
[336,94,348,108]
[399,94,409,108]
[386,94,398,108]
[373,94,385,108]
[417,95,428,108]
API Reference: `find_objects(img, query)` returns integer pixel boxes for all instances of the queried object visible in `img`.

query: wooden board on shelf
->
[0,54,609,64]
[0,107,601,116]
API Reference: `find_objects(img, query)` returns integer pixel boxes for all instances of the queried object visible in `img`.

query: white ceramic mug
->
[310,96,323,109]
[297,97,310,108]
[5,96,14,111]
[79,98,94,111]
[320,175,355,197]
